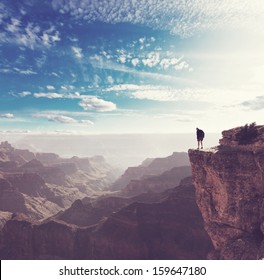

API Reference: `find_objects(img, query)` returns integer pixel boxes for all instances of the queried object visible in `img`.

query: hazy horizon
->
[0,132,220,169]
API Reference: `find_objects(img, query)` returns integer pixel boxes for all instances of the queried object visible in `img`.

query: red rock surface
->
[188,126,264,259]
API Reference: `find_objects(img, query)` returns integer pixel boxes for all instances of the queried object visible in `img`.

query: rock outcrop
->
[188,125,264,259]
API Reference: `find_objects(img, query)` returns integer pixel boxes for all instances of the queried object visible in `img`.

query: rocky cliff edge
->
[188,124,264,259]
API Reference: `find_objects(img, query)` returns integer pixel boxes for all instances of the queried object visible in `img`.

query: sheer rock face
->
[188,126,264,260]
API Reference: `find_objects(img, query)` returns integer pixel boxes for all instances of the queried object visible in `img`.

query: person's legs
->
[201,140,203,149]
[197,140,200,149]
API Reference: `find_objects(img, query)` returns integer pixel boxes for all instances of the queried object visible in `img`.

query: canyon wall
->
[189,125,264,259]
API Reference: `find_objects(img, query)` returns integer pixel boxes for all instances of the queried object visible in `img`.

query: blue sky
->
[1,0,264,134]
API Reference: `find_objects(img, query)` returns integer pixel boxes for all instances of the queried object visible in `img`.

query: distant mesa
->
[21,159,44,170]
[111,152,190,191]
[36,152,60,163]
[0,141,14,151]
[120,165,191,197]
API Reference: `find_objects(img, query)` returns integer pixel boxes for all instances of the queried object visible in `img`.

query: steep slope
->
[0,142,119,220]
[93,177,212,260]
[0,175,63,219]
[121,166,191,197]
[52,165,191,226]
[111,152,189,191]
[0,177,212,259]
[188,125,264,260]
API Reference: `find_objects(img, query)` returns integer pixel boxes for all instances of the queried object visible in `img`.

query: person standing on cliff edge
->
[196,128,205,149]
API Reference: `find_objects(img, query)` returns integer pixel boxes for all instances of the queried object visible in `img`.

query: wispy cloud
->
[34,113,94,125]
[0,113,14,119]
[0,67,37,75]
[0,130,31,134]
[241,96,264,110]
[89,55,192,84]
[34,92,64,99]
[31,91,117,112]
[47,85,55,90]
[106,84,208,101]
[72,46,83,59]
[1,12,61,49]
[17,91,31,97]
[42,30,60,47]
[79,96,117,112]
[105,83,256,107]
[6,18,20,33]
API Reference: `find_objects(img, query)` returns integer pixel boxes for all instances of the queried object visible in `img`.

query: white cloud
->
[131,58,140,67]
[33,92,64,99]
[49,115,77,124]
[90,55,188,83]
[106,84,159,92]
[142,52,160,68]
[0,67,12,74]
[35,113,94,125]
[139,37,146,44]
[18,91,31,97]
[16,68,37,75]
[93,74,101,86]
[79,119,94,125]
[0,130,30,134]
[1,16,61,49]
[72,46,83,59]
[0,113,14,119]
[47,85,55,90]
[35,55,47,68]
[128,88,196,101]
[52,0,264,37]
[0,67,37,75]
[0,3,8,24]
[101,51,112,60]
[6,18,20,33]
[50,72,60,77]
[79,96,117,112]
[160,57,182,70]
[105,84,252,106]
[107,84,199,101]
[32,91,117,112]
[174,61,190,71]
[118,55,127,64]
[107,75,114,84]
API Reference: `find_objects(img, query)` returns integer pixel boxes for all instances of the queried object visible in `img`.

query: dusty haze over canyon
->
[1,124,264,259]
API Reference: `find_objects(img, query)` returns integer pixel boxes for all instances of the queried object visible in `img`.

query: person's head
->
[196,127,199,131]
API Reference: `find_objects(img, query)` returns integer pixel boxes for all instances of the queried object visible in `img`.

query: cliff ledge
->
[188,125,264,259]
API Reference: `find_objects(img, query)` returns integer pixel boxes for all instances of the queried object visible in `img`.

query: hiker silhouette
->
[196,128,205,149]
